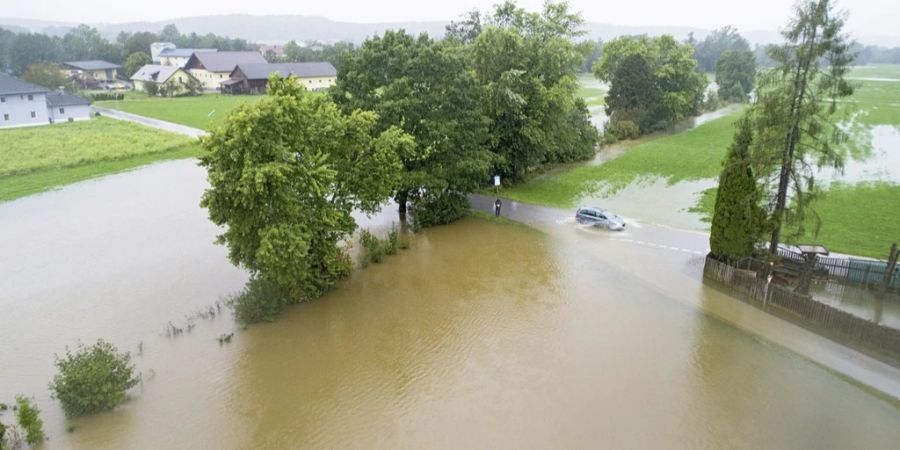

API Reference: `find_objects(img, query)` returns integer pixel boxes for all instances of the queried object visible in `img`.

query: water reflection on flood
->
[1,160,899,449]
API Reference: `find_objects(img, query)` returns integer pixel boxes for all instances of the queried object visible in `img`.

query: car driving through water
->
[575,206,626,231]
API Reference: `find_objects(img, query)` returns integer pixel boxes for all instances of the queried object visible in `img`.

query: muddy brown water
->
[1,160,899,449]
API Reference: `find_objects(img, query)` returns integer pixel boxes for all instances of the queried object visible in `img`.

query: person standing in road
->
[494,198,502,217]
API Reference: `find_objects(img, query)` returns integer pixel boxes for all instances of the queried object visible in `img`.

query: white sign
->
[494,175,501,187]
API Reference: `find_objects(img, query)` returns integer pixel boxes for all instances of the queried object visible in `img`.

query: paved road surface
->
[470,193,711,256]
[92,106,207,138]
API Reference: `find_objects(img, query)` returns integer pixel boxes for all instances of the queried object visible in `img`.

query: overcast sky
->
[5,0,899,37]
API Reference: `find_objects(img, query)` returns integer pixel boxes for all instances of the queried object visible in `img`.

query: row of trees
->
[201,1,598,322]
[710,0,854,265]
[0,24,250,75]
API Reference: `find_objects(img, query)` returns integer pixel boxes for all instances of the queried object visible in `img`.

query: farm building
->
[222,62,337,94]
[185,51,267,91]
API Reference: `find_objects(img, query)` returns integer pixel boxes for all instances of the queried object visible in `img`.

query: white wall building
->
[0,74,91,129]
[46,90,91,123]
[0,74,50,129]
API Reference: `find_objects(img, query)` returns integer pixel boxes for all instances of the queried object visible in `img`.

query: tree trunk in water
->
[397,190,408,219]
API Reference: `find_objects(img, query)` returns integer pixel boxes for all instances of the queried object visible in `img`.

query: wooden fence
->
[704,256,900,365]
[776,248,900,290]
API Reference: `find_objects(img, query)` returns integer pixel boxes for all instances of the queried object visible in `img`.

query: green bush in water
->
[49,340,140,417]
[228,277,291,324]
[411,191,469,229]
[14,396,43,446]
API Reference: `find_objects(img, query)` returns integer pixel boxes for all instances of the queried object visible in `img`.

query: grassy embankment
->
[502,109,744,207]
[96,93,262,129]
[503,65,900,258]
[0,118,200,201]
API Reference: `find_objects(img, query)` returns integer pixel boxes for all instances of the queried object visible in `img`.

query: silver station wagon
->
[575,206,626,231]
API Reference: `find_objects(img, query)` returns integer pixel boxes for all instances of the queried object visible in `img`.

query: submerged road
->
[91,105,207,138]
[470,194,711,255]
[469,193,900,402]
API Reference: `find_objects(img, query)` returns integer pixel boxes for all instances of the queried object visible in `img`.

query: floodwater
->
[2,160,900,449]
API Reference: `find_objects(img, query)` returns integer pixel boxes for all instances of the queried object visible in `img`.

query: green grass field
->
[0,118,202,202]
[96,94,262,129]
[502,110,744,207]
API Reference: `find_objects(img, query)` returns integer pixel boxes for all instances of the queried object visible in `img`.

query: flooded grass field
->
[2,160,899,448]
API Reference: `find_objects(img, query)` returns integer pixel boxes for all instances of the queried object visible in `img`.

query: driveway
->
[92,105,207,138]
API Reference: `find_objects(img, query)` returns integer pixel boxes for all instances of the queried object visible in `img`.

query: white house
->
[158,48,217,68]
[130,64,199,95]
[0,73,50,129]
[0,74,91,129]
[46,90,91,123]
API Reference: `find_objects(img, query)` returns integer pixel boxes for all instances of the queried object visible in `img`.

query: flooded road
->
[2,160,900,448]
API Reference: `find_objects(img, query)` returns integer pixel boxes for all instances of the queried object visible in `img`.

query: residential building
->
[158,48,218,68]
[46,90,91,123]
[150,42,176,63]
[0,73,50,128]
[258,44,285,59]
[223,62,337,94]
[184,51,267,91]
[0,74,91,129]
[131,64,199,95]
[61,60,121,83]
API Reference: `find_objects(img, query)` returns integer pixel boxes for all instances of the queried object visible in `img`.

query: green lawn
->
[0,118,202,202]
[96,94,262,129]
[849,64,900,80]
[502,110,744,207]
[694,183,899,258]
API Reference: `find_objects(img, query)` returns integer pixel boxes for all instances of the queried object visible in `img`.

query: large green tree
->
[466,1,598,181]
[751,0,855,258]
[200,76,411,302]
[693,26,751,72]
[604,53,662,132]
[20,62,69,90]
[595,34,707,133]
[332,30,492,220]
[715,49,757,102]
[710,119,766,263]
[123,52,151,78]
[63,25,107,61]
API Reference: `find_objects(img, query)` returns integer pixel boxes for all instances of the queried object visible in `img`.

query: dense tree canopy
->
[715,49,757,102]
[693,26,751,73]
[465,1,598,181]
[200,77,411,301]
[332,30,492,220]
[20,62,69,90]
[595,34,706,133]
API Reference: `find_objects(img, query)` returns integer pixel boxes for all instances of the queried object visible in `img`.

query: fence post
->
[880,243,898,298]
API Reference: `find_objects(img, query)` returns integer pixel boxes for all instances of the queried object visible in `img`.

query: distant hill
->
[1,14,898,47]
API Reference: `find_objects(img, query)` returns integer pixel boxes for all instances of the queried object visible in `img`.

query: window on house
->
[27,94,33,101]
[0,96,5,103]
[3,114,8,121]
[31,111,36,118]
[59,107,65,114]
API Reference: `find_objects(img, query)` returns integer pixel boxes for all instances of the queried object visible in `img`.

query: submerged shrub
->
[603,120,640,143]
[15,396,43,445]
[228,277,290,325]
[411,191,469,229]
[359,225,408,267]
[49,340,140,417]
